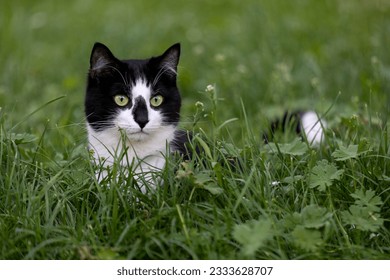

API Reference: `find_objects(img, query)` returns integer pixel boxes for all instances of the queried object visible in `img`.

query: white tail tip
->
[301,111,326,145]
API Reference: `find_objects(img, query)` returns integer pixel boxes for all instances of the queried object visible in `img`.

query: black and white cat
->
[85,42,326,189]
[85,42,188,187]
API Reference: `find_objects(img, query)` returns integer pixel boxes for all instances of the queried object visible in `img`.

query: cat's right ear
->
[89,42,118,72]
[158,43,181,75]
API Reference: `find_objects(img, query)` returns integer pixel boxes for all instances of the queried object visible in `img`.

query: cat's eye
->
[114,95,129,107]
[150,95,164,107]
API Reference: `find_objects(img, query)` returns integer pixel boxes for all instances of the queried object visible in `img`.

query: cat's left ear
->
[157,43,181,75]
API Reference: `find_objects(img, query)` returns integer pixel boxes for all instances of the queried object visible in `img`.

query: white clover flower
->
[371,56,379,65]
[205,84,214,92]
[237,64,247,74]
[195,101,204,108]
[214,54,225,62]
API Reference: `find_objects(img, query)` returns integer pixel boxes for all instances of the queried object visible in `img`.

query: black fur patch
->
[263,111,303,143]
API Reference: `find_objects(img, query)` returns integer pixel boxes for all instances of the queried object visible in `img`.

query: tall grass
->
[0,0,389,259]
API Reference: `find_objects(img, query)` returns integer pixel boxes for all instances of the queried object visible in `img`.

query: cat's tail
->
[264,110,327,145]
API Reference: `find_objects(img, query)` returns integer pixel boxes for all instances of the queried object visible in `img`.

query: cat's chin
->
[126,131,150,142]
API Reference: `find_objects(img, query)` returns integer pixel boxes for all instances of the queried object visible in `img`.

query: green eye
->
[114,95,129,106]
[150,95,164,107]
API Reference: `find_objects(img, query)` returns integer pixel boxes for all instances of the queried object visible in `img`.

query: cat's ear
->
[89,42,118,71]
[157,43,181,75]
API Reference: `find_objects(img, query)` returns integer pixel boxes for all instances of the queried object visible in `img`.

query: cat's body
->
[85,43,188,186]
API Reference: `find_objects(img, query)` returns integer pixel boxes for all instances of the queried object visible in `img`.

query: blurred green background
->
[1,0,389,147]
[1,0,390,260]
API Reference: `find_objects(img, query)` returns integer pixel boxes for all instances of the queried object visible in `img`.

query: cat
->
[85,42,326,190]
[85,42,189,190]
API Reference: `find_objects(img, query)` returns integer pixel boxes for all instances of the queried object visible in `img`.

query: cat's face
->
[85,43,181,142]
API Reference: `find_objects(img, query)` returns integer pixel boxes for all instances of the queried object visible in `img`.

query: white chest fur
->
[87,123,176,188]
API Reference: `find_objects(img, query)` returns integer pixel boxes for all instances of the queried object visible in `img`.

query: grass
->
[0,0,389,259]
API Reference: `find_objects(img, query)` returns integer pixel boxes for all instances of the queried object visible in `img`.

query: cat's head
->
[85,42,181,142]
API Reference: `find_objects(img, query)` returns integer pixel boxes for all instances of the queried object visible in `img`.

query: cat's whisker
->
[53,123,88,129]
[107,65,130,86]
[152,65,176,88]
[152,67,166,88]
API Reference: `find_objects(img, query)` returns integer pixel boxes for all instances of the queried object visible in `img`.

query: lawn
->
[0,0,389,259]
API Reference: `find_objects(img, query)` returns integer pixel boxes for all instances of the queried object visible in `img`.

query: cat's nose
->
[132,96,149,129]
[136,118,148,129]
[134,108,149,129]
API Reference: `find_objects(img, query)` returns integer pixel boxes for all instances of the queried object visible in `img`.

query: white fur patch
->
[88,122,176,191]
[132,79,151,100]
[301,111,326,145]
